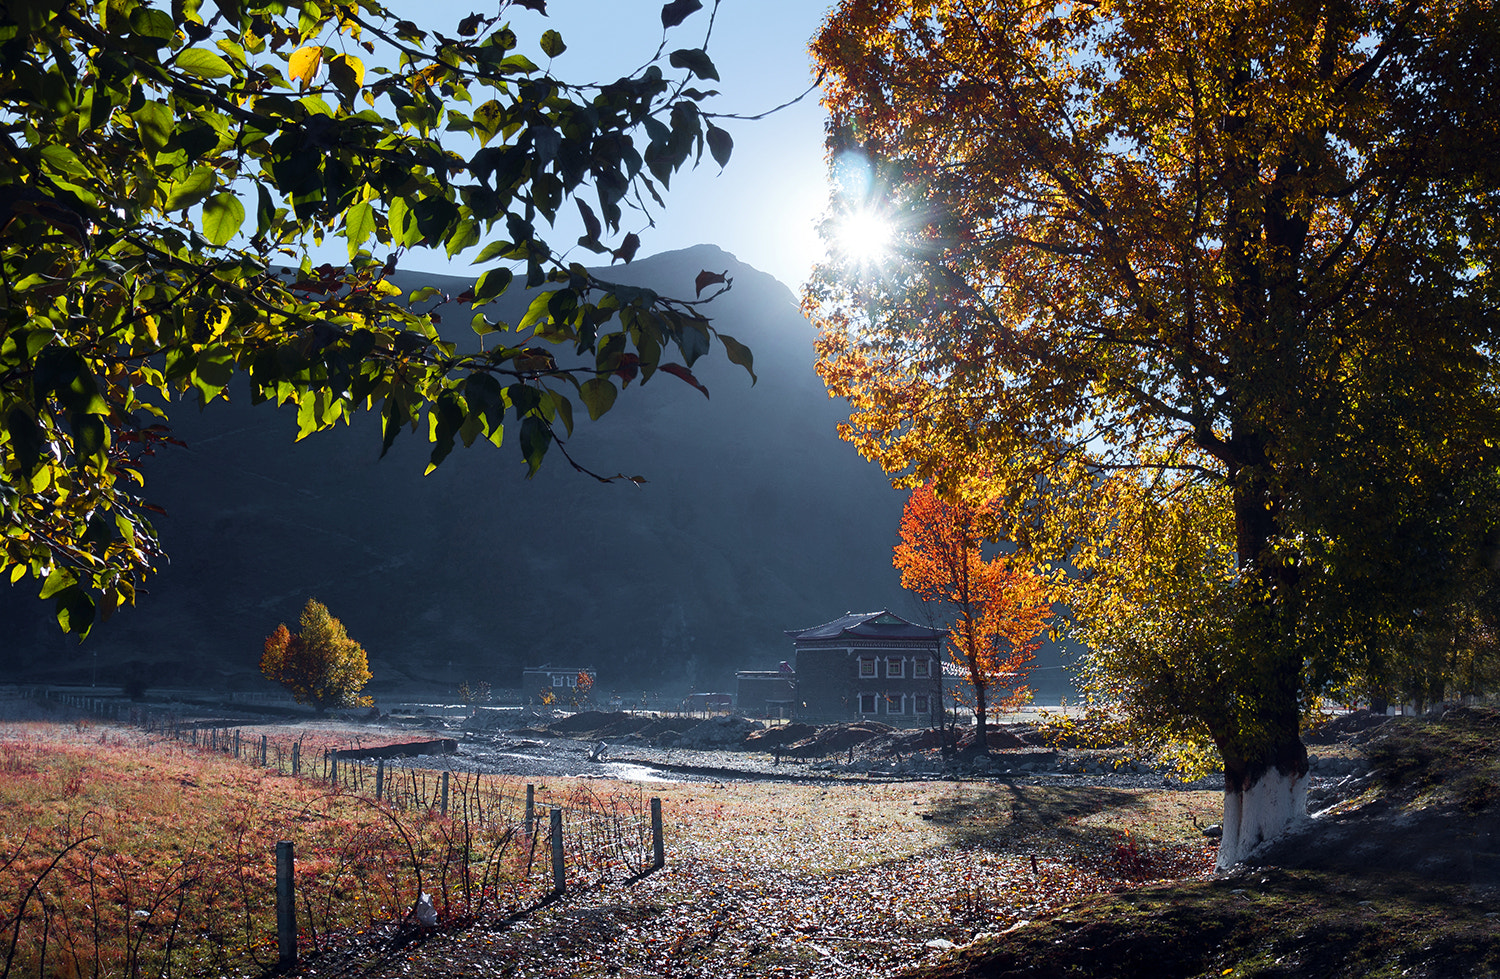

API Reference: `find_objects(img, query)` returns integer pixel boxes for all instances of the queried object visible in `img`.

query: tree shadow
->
[921,781,1156,854]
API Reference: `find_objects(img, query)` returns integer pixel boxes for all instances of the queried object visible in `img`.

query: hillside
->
[1,247,1080,700]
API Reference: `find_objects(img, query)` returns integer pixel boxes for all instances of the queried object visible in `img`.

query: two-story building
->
[785,610,947,724]
[521,665,597,704]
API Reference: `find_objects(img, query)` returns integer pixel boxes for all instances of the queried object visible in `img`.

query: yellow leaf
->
[330,52,364,89]
[288,45,322,89]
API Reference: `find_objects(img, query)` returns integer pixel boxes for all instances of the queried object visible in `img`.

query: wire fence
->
[1,689,667,978]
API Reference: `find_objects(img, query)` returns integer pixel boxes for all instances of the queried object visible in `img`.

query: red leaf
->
[694,269,727,297]
[611,232,640,264]
[659,362,709,399]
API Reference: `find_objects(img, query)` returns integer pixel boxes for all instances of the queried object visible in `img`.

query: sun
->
[832,207,895,268]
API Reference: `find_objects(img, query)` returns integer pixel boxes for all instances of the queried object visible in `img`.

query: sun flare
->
[832,208,895,267]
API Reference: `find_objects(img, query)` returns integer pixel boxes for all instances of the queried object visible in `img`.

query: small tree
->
[893,485,1050,753]
[261,599,372,713]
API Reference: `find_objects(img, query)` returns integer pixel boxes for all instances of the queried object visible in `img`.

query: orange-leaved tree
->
[894,485,1050,753]
[261,599,373,713]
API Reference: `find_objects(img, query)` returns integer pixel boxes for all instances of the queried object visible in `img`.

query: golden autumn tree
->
[894,485,1050,753]
[261,599,373,713]
[807,0,1500,865]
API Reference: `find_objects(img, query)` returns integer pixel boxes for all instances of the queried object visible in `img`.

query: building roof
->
[785,610,947,642]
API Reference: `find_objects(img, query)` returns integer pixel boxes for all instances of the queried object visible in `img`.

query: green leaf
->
[202,192,245,246]
[660,0,703,28]
[669,48,719,81]
[5,407,44,474]
[133,100,173,156]
[706,124,732,168]
[539,29,566,58]
[580,377,617,420]
[165,166,216,211]
[474,267,513,302]
[343,200,375,257]
[519,415,551,475]
[175,47,234,79]
[54,584,95,637]
[718,332,756,384]
[129,5,175,41]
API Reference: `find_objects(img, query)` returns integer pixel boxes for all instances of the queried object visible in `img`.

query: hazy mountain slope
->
[1,246,933,697]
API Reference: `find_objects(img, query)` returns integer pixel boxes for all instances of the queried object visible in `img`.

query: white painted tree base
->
[1217,769,1309,869]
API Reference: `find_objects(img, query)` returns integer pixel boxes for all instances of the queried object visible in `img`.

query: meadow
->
[0,699,658,979]
[0,693,1222,978]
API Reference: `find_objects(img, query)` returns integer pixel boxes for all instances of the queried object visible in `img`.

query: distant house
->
[735,663,796,718]
[522,665,597,705]
[786,610,947,724]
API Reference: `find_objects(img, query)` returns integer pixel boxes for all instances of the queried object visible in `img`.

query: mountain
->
[1,246,939,699]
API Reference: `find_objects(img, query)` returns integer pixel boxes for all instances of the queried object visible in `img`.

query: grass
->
[0,709,657,979]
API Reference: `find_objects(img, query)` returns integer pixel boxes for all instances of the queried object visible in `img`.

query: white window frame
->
[912,657,931,679]
[858,657,877,678]
[885,692,905,714]
[913,693,930,715]
[859,692,878,714]
[552,676,565,687]
[886,656,904,678]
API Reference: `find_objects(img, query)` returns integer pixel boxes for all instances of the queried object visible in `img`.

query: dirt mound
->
[742,723,817,750]
[548,711,635,735]
[1303,707,1395,744]
[1257,705,1500,886]
[785,721,894,757]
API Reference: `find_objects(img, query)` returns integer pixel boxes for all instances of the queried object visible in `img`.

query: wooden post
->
[261,734,268,767]
[234,730,240,758]
[651,797,665,868]
[329,751,338,788]
[375,758,385,801]
[550,808,565,894]
[525,784,535,836]
[292,742,300,776]
[440,772,449,817]
[275,841,297,967]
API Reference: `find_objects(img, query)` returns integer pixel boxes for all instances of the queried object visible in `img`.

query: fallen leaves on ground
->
[308,779,1219,978]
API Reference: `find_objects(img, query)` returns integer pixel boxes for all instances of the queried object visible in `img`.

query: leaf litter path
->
[302,778,1219,979]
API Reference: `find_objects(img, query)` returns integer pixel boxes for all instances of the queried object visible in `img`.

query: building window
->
[859,693,878,714]
[913,693,930,715]
[859,657,877,678]
[886,656,904,678]
[913,657,931,679]
[552,676,565,687]
[886,692,904,714]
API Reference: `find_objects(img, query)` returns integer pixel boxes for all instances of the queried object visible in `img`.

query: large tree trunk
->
[1217,733,1309,868]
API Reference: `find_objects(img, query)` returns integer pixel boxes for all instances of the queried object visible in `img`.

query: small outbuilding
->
[786,610,947,724]
[521,665,597,704]
[735,663,797,719]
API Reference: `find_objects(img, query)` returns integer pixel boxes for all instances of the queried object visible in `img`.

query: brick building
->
[785,610,947,724]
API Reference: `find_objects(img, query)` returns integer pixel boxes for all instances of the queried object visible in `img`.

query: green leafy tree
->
[260,598,372,712]
[1,0,754,637]
[807,0,1500,864]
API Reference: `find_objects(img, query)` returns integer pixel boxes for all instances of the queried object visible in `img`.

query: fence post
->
[440,772,449,817]
[651,797,665,868]
[375,758,385,801]
[276,841,297,967]
[261,734,268,767]
[550,808,565,894]
[525,784,535,836]
[330,751,338,789]
[292,742,300,776]
[234,730,241,759]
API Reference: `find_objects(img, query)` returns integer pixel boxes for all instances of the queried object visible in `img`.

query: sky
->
[388,0,838,293]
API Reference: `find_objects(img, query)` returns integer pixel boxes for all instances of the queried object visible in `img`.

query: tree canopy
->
[261,597,371,711]
[807,0,1500,860]
[894,484,1049,751]
[1,0,754,636]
